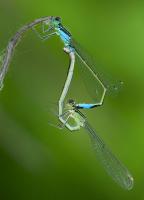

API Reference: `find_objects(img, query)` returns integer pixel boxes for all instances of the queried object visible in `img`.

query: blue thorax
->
[56,27,71,46]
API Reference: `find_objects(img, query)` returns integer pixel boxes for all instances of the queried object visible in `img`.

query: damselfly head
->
[51,16,61,27]
[55,16,61,22]
[43,16,61,31]
[67,99,75,106]
[65,99,76,110]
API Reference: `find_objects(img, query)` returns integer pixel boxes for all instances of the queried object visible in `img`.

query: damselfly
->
[32,16,123,106]
[56,99,134,190]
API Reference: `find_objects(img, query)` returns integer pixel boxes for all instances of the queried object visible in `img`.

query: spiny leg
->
[58,112,72,129]
[48,110,70,130]
[42,22,53,33]
[32,25,56,41]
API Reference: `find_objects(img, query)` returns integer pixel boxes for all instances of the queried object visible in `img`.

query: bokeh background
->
[0,0,144,199]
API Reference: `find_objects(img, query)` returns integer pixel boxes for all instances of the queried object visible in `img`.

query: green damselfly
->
[56,99,134,190]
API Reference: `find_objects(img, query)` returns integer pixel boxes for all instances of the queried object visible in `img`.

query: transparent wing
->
[73,46,106,104]
[84,120,134,190]
[71,39,123,97]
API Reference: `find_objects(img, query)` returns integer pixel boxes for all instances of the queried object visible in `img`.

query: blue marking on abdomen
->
[77,104,96,109]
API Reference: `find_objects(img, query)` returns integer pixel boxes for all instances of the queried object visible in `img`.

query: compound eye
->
[68,99,75,105]
[55,16,61,22]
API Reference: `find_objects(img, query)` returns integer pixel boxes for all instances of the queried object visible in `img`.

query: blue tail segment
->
[76,103,99,109]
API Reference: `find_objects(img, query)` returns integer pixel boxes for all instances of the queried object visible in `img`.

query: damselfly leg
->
[32,21,57,41]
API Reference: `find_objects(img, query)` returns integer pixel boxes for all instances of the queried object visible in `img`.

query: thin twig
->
[0,16,52,90]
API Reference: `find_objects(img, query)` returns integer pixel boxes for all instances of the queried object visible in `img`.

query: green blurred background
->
[0,0,144,199]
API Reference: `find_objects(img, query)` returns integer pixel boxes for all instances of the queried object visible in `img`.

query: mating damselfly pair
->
[32,16,134,190]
